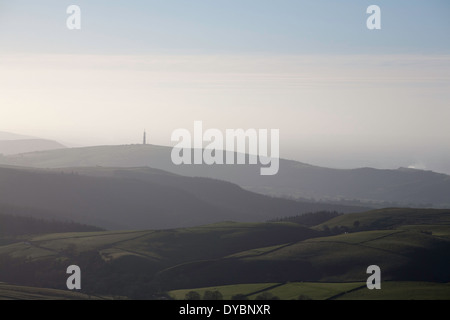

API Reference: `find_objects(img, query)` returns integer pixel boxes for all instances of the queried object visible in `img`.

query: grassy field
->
[0,230,154,260]
[169,283,280,300]
[247,282,365,300]
[336,281,450,300]
[0,283,111,300]
[169,281,450,300]
[0,221,318,264]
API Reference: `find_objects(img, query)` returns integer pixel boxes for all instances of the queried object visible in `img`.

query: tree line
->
[0,211,103,237]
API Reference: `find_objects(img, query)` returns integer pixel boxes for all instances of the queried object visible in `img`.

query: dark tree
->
[185,291,201,300]
[255,292,280,300]
[203,290,223,300]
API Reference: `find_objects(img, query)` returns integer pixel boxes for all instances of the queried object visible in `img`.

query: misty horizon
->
[1,126,450,175]
[1,2,449,175]
[1,1,450,303]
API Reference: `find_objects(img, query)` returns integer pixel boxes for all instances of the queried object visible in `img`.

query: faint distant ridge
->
[0,131,37,140]
[0,139,66,155]
[0,131,66,155]
[0,144,449,208]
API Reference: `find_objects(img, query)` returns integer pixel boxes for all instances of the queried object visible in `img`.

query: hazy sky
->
[1,1,449,172]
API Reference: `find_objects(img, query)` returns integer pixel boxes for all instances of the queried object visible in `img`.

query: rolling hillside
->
[0,165,364,230]
[314,207,450,231]
[0,208,448,299]
[1,144,449,208]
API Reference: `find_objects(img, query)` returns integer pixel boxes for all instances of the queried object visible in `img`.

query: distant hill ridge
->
[0,165,365,230]
[0,131,36,140]
[0,139,66,155]
[0,144,449,208]
[0,131,66,155]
